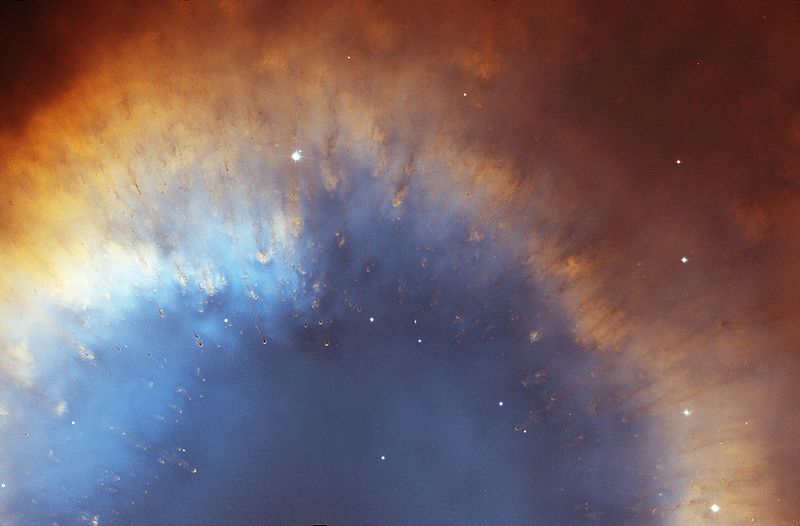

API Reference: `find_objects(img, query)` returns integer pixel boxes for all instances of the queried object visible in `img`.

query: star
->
[380,455,386,461]
[710,503,720,513]
[291,150,302,162]
[498,401,504,407]
[369,317,374,322]
[681,256,688,264]
[682,409,691,416]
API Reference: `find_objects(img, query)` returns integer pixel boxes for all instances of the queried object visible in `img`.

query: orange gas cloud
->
[1,2,798,524]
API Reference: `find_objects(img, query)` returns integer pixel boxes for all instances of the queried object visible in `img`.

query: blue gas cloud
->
[1,161,666,524]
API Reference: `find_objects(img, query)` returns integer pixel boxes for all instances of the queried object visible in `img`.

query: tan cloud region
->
[0,2,798,524]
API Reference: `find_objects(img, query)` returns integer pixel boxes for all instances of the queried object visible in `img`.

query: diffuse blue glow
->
[1,165,667,524]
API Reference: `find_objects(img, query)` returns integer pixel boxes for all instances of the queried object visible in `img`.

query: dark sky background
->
[0,2,798,525]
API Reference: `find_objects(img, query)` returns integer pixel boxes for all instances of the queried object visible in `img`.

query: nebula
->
[0,1,798,524]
